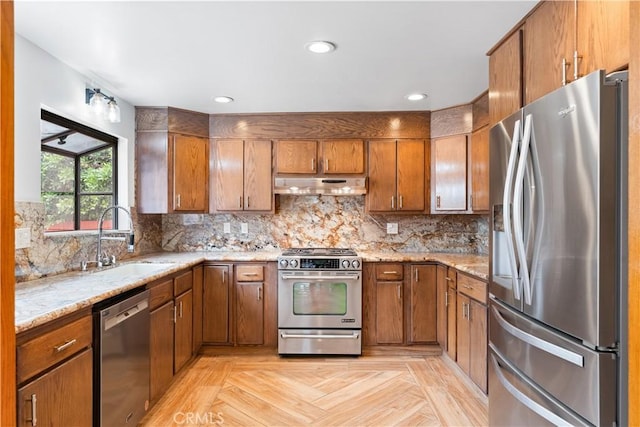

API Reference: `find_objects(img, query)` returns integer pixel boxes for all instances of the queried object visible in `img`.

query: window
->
[40,110,118,232]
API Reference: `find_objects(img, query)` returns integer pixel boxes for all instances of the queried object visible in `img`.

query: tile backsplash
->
[15,196,488,282]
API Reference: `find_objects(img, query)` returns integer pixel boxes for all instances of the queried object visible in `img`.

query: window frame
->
[40,110,119,231]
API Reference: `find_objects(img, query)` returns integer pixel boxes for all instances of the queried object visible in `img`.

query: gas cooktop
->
[278,248,361,270]
[280,248,358,257]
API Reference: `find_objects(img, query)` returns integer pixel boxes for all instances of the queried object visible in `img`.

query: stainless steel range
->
[278,248,362,355]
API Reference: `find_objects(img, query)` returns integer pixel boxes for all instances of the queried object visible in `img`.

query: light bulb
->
[106,99,121,123]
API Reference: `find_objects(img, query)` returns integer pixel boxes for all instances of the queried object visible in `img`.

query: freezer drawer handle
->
[491,305,584,367]
[490,352,572,426]
[280,332,360,340]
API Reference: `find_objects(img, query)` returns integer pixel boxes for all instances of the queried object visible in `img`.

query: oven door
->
[278,270,361,329]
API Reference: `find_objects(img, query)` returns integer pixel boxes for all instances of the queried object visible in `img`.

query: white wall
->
[15,35,136,206]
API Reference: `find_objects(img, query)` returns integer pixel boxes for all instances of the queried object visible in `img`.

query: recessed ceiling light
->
[305,41,336,54]
[213,96,234,104]
[406,93,428,101]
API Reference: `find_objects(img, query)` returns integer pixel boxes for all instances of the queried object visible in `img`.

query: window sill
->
[44,229,132,239]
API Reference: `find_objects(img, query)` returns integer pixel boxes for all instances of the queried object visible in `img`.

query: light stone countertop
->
[15,250,487,334]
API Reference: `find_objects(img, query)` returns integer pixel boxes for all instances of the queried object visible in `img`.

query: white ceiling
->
[15,1,535,114]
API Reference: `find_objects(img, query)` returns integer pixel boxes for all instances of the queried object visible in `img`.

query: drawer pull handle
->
[242,273,259,276]
[383,271,399,275]
[445,277,453,282]
[30,394,37,426]
[54,339,77,353]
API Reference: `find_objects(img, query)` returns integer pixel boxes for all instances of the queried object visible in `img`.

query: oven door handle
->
[280,332,360,339]
[280,274,360,281]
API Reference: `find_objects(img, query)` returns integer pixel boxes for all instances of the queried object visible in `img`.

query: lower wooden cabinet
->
[18,348,93,427]
[446,274,457,360]
[174,289,193,372]
[236,282,264,345]
[148,267,196,405]
[408,264,437,343]
[16,311,93,427]
[374,263,404,344]
[150,301,174,402]
[202,263,276,346]
[365,263,438,345]
[192,265,204,353]
[203,265,231,343]
[456,273,488,392]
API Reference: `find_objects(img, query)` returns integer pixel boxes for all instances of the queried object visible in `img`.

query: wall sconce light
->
[86,88,121,123]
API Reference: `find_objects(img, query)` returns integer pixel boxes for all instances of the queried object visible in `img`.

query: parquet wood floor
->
[140,349,487,427]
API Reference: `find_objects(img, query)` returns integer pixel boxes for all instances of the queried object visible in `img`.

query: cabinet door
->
[376,281,404,344]
[276,140,317,174]
[409,265,437,343]
[236,282,264,345]
[173,134,208,212]
[397,139,426,212]
[489,29,523,126]
[192,265,203,353]
[18,349,92,427]
[469,299,488,392]
[470,126,489,212]
[321,139,365,174]
[432,135,467,212]
[212,139,245,211]
[524,0,574,104]
[203,266,230,343]
[174,290,193,373]
[577,0,629,76]
[436,265,448,350]
[456,293,470,374]
[367,139,397,212]
[150,301,174,402]
[244,140,273,211]
[446,285,457,360]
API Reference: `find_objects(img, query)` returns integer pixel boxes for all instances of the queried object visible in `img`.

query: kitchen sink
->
[86,262,175,277]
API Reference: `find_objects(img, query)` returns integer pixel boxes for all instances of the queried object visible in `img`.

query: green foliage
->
[41,147,114,231]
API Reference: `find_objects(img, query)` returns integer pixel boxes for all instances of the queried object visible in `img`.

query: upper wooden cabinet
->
[470,125,489,212]
[577,0,629,76]
[321,139,365,174]
[489,0,629,124]
[275,139,365,175]
[523,0,574,105]
[211,139,273,212]
[367,139,427,213]
[136,107,209,214]
[276,140,317,174]
[432,135,468,212]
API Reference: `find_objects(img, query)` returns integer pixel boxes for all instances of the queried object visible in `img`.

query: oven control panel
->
[278,256,361,270]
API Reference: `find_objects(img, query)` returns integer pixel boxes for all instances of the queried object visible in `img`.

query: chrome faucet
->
[95,205,135,268]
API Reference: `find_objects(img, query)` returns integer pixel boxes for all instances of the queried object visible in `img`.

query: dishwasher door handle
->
[104,299,149,331]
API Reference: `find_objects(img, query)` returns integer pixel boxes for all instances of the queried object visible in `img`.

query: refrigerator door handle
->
[489,349,575,426]
[491,305,584,367]
[513,114,533,305]
[502,119,523,300]
[527,116,545,306]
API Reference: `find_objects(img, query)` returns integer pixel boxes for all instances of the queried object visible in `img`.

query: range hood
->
[274,177,367,195]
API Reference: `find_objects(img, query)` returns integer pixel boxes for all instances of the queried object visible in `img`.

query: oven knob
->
[352,259,361,269]
[279,259,288,268]
[290,259,299,268]
[342,259,350,269]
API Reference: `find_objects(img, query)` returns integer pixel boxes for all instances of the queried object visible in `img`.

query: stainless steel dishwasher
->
[94,289,150,426]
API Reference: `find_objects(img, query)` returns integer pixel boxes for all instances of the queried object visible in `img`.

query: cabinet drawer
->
[174,270,193,296]
[149,279,173,310]
[17,315,92,384]
[375,263,404,281]
[236,265,264,282]
[457,273,487,304]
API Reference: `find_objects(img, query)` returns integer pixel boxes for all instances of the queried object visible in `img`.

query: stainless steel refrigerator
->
[489,69,627,426]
